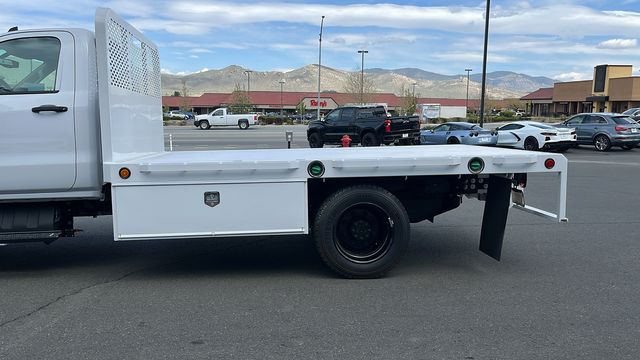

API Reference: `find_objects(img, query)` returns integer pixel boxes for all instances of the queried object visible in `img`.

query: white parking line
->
[569,160,640,167]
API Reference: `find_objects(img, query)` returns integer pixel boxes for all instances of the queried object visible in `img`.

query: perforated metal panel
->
[95,8,164,167]
[105,18,161,97]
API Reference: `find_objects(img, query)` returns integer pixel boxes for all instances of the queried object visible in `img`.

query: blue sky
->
[1,0,639,80]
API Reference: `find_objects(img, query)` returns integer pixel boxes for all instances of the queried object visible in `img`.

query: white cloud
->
[190,48,213,54]
[554,72,591,82]
[189,55,199,59]
[597,39,637,49]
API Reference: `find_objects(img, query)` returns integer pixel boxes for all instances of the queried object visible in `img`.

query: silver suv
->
[558,113,640,151]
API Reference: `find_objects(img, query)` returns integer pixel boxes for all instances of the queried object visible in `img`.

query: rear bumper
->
[543,140,575,149]
[611,134,640,145]
[383,130,421,144]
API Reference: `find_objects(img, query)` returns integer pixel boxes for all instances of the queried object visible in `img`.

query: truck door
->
[0,32,76,194]
[210,108,225,126]
[323,108,344,142]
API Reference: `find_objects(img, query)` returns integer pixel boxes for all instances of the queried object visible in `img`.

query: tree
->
[229,83,253,114]
[397,84,418,116]
[296,101,306,115]
[179,79,191,112]
[343,70,376,104]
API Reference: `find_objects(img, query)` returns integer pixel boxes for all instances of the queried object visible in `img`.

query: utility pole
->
[479,0,490,127]
[317,15,325,121]
[465,68,473,115]
[358,50,368,104]
[279,79,285,116]
[244,70,253,94]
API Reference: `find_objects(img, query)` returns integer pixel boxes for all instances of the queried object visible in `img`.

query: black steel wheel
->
[313,185,410,278]
[361,132,380,147]
[308,132,324,148]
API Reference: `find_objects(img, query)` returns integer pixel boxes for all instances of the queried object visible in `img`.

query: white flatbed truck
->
[0,9,568,278]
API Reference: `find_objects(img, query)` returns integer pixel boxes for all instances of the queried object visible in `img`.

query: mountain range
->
[161,65,555,100]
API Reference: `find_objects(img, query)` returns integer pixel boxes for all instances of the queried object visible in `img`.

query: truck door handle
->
[32,105,68,113]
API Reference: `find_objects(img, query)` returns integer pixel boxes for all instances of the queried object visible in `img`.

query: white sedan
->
[496,121,576,151]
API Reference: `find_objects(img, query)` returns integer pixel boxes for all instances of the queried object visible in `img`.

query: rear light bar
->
[540,132,556,136]
[615,126,628,132]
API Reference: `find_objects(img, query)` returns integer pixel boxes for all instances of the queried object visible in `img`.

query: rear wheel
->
[524,137,539,151]
[361,132,379,147]
[446,137,460,144]
[238,120,249,130]
[594,135,611,151]
[199,121,210,130]
[313,185,410,278]
[308,132,324,148]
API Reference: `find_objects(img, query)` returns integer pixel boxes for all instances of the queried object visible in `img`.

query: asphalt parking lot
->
[1,125,639,359]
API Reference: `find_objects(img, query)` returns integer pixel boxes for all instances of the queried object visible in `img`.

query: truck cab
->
[0,28,102,201]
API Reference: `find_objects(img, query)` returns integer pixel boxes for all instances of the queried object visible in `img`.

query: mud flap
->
[479,175,512,261]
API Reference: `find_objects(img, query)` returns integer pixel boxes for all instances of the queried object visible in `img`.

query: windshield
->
[622,108,638,115]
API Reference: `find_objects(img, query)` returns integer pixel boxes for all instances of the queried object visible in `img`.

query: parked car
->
[166,110,189,120]
[497,121,576,151]
[307,106,420,147]
[622,108,640,122]
[419,122,498,146]
[557,113,640,151]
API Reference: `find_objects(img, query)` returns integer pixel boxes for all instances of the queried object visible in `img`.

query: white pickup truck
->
[194,107,258,130]
[0,9,568,278]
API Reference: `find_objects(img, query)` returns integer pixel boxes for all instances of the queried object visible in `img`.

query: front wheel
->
[199,121,210,130]
[238,120,249,130]
[594,135,611,151]
[308,132,324,148]
[313,185,410,278]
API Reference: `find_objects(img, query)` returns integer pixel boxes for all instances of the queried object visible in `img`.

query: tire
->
[621,145,635,150]
[361,132,380,147]
[308,132,324,148]
[199,120,210,130]
[238,120,249,130]
[523,136,539,151]
[313,185,410,279]
[593,135,611,152]
[446,137,460,144]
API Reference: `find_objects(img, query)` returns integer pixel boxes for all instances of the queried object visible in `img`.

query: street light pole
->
[244,70,253,94]
[479,0,491,127]
[358,50,368,104]
[412,82,417,97]
[279,79,285,116]
[465,68,473,114]
[317,16,325,121]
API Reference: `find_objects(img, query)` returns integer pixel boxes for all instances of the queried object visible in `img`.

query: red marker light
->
[544,158,555,169]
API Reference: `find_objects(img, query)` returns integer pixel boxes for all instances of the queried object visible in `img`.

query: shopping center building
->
[522,64,640,116]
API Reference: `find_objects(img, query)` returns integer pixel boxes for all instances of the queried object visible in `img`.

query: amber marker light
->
[119,167,131,179]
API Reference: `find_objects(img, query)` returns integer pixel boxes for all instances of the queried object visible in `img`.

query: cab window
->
[0,37,60,94]
[324,109,341,123]
[212,109,223,116]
